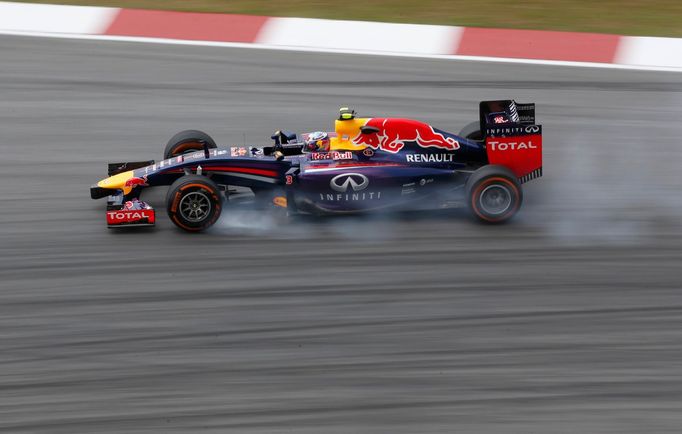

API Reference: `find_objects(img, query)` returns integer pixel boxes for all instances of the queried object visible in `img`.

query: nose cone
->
[96,170,136,195]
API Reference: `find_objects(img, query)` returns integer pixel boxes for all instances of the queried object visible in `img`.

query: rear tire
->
[458,121,483,141]
[164,130,217,159]
[166,175,222,232]
[466,165,522,223]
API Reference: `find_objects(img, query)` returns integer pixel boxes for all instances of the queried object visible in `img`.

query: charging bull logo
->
[124,176,148,188]
[352,118,460,153]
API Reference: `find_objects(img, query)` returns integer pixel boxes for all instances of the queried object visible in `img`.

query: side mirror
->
[360,126,380,134]
[202,140,210,158]
[271,130,297,145]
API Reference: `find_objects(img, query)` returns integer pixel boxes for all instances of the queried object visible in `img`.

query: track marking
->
[1,30,681,73]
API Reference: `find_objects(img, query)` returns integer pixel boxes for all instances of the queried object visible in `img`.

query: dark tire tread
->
[465,165,522,223]
[164,130,217,159]
[165,174,222,232]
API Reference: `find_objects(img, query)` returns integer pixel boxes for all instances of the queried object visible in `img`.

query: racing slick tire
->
[166,175,222,232]
[465,165,522,223]
[164,130,217,159]
[458,121,483,141]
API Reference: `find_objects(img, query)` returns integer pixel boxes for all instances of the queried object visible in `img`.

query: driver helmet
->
[305,131,330,152]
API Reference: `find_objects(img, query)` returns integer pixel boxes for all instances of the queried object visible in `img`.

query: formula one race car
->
[90,101,542,232]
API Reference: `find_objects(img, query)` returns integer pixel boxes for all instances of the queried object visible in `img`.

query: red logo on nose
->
[124,176,148,188]
[352,118,459,153]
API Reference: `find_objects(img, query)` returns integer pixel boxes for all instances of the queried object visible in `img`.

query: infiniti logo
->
[330,173,369,192]
[525,125,540,133]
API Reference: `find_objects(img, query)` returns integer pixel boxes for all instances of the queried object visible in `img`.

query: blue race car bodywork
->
[91,102,542,231]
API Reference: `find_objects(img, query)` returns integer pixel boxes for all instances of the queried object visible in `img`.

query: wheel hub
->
[179,191,211,222]
[479,184,512,215]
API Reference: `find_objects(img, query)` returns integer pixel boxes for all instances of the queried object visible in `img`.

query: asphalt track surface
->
[1,35,682,433]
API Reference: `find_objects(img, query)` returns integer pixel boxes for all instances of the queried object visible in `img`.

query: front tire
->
[466,165,522,223]
[166,175,222,232]
[164,130,217,159]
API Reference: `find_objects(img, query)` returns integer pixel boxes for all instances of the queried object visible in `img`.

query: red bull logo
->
[124,176,148,188]
[352,118,460,153]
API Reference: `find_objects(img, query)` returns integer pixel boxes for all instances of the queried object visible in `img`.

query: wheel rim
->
[479,184,512,215]
[179,191,212,222]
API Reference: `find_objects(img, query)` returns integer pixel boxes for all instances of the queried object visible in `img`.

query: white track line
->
[1,30,681,74]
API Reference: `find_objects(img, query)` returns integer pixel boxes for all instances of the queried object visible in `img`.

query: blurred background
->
[11,0,682,36]
[1,1,682,433]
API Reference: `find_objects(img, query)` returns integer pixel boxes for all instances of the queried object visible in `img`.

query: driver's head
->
[305,131,330,152]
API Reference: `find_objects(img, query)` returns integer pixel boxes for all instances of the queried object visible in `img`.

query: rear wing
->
[479,100,542,183]
[479,100,536,134]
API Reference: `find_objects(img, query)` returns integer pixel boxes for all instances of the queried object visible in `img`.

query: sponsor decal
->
[323,173,381,202]
[230,147,249,157]
[488,140,538,151]
[107,209,155,225]
[123,198,150,210]
[362,148,375,157]
[330,173,369,192]
[516,103,536,123]
[158,158,177,168]
[124,176,148,188]
[310,151,353,161]
[487,126,525,136]
[494,115,508,124]
[320,192,382,201]
[400,178,435,196]
[486,125,542,137]
[353,118,459,153]
[406,154,455,163]
[401,182,416,196]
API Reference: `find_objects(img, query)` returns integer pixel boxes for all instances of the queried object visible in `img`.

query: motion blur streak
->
[1,35,682,433]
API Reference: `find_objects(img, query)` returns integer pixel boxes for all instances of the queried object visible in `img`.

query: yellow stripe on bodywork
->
[97,170,135,195]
